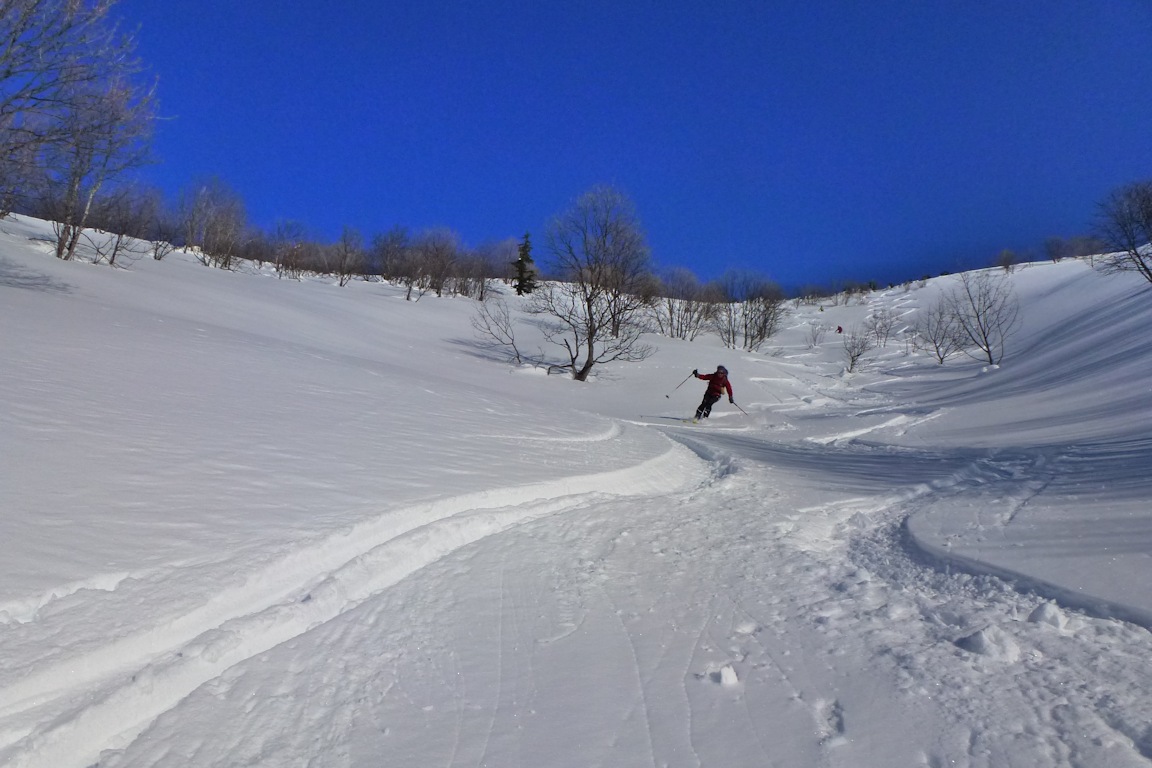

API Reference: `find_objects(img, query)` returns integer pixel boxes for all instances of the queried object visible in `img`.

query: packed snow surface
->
[2,214,1152,767]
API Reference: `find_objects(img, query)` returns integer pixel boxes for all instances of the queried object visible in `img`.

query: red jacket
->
[696,372,733,399]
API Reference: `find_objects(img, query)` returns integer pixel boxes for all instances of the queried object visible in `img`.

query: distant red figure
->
[836,325,843,334]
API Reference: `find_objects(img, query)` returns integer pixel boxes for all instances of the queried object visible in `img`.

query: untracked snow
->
[2,214,1152,767]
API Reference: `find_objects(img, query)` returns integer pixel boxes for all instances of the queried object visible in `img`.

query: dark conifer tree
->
[512,232,538,295]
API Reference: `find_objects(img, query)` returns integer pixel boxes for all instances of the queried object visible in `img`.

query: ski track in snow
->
[99,423,1152,768]
[0,571,138,626]
[697,429,1152,767]
[0,441,707,768]
[653,344,1152,764]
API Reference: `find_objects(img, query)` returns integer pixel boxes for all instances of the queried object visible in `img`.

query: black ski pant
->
[696,393,721,420]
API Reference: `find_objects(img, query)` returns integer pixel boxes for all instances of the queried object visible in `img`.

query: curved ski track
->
[0,441,707,768]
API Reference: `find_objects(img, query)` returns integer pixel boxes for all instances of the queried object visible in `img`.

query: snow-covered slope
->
[3,214,1151,767]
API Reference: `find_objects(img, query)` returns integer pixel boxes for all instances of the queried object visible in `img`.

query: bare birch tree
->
[1096,180,1152,285]
[864,307,899,348]
[125,185,178,260]
[42,75,154,261]
[528,280,653,380]
[369,226,409,282]
[82,185,156,266]
[1044,235,1106,264]
[413,228,459,298]
[806,323,828,349]
[330,226,365,286]
[711,270,787,351]
[471,298,524,364]
[743,282,789,351]
[946,271,1021,365]
[269,219,312,279]
[179,178,247,269]
[842,325,873,372]
[1,0,138,215]
[651,267,719,341]
[535,185,654,380]
[909,298,964,364]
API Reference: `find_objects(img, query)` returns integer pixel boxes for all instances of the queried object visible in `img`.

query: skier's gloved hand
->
[729,397,735,404]
[692,369,698,376]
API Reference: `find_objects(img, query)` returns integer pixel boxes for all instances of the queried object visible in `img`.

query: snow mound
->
[1027,601,1067,630]
[954,625,1021,662]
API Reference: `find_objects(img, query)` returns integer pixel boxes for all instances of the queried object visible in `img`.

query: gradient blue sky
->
[113,1,1152,289]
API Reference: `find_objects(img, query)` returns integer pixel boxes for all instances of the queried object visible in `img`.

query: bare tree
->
[86,184,179,260]
[41,74,154,261]
[465,238,517,300]
[547,185,654,340]
[135,186,179,260]
[795,285,833,306]
[864,307,899,348]
[1044,237,1067,263]
[82,185,155,266]
[909,299,964,364]
[365,226,405,281]
[535,185,655,380]
[711,270,787,351]
[650,267,719,340]
[330,226,365,286]
[842,326,873,373]
[1045,235,1106,264]
[471,298,525,364]
[946,271,1021,365]
[1,0,138,215]
[375,228,428,301]
[269,220,312,279]
[395,253,427,300]
[712,271,758,349]
[1096,180,1152,285]
[806,323,828,349]
[179,178,247,269]
[712,303,740,351]
[410,228,458,297]
[528,281,653,379]
[0,135,39,216]
[742,282,788,351]
[240,229,273,267]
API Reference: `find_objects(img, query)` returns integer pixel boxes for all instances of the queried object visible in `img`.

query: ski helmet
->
[716,365,728,374]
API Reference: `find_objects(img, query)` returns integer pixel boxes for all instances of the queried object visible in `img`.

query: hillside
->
[3,214,1152,767]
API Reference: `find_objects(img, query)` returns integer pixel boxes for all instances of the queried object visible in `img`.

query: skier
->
[692,365,733,421]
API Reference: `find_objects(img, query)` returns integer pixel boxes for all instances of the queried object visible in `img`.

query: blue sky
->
[113,1,1152,289]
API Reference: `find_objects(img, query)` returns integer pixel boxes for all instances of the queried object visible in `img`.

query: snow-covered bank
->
[905,436,1152,628]
[3,215,1152,766]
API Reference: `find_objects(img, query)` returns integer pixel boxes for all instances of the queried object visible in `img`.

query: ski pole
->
[732,401,750,417]
[665,371,695,398]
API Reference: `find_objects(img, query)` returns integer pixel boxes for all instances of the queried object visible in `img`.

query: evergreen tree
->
[512,232,537,295]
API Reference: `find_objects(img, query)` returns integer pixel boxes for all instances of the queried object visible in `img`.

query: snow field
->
[4,216,1152,766]
[0,434,706,768]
